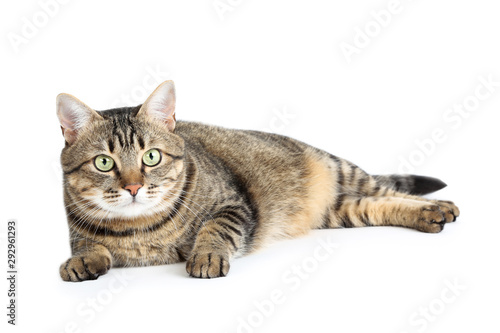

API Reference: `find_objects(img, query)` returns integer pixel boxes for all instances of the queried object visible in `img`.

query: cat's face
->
[58,81,183,220]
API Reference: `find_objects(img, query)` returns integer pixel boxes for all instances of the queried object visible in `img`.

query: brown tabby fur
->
[57,81,460,281]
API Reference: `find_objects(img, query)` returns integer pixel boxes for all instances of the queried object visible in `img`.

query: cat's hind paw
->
[434,200,460,223]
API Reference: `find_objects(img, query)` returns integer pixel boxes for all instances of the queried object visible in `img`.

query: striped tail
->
[373,174,447,195]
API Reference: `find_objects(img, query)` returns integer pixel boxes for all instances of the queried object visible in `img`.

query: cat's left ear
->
[137,80,176,131]
[56,93,102,145]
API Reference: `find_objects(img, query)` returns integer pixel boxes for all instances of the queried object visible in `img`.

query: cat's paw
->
[60,254,111,282]
[433,200,460,223]
[186,252,230,278]
[415,204,449,233]
[414,199,460,233]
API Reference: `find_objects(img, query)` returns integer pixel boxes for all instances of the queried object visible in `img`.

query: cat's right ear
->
[56,93,102,145]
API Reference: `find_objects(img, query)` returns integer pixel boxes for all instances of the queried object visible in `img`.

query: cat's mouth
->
[96,196,152,218]
[124,197,146,207]
[94,191,166,218]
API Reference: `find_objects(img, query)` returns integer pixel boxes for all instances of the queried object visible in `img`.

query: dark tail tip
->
[410,175,447,195]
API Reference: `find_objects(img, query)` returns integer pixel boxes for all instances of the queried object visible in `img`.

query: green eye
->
[94,155,115,172]
[142,149,161,167]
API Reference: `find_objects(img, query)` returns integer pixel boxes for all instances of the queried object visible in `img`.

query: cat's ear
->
[56,93,102,145]
[137,80,176,131]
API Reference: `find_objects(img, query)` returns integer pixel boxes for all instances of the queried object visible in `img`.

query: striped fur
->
[57,81,460,281]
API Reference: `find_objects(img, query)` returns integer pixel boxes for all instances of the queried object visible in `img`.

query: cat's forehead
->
[97,109,146,152]
[89,107,182,154]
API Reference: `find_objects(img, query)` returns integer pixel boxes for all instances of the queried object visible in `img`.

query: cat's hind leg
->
[323,194,459,233]
[371,187,460,223]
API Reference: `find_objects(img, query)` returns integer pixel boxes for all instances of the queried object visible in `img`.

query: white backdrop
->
[1,0,499,332]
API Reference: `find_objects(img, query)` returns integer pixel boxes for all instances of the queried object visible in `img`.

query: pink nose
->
[124,183,143,197]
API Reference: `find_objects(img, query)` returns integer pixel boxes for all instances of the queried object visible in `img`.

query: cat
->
[57,80,459,281]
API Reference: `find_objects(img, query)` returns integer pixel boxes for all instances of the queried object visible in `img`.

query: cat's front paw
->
[186,252,230,278]
[60,254,111,282]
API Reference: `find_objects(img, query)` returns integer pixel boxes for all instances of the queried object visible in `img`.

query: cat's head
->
[57,81,185,220]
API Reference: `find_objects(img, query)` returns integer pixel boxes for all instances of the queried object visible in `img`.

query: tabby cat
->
[57,81,459,281]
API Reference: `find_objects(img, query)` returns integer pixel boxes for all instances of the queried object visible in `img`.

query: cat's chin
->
[116,202,152,218]
[100,200,158,219]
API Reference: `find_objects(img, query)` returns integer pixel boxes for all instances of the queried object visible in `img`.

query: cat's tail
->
[373,174,447,195]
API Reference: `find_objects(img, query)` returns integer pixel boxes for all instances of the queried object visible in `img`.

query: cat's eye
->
[94,155,115,172]
[142,149,161,167]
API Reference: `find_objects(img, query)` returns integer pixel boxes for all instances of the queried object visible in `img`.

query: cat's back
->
[175,121,335,244]
[175,121,310,162]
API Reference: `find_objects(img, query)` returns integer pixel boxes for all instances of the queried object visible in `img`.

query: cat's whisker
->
[67,200,96,217]
[174,198,215,244]
[65,196,93,209]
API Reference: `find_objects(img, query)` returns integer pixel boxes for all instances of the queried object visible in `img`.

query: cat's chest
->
[104,237,182,267]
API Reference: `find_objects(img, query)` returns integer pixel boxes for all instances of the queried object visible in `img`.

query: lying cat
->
[57,80,459,281]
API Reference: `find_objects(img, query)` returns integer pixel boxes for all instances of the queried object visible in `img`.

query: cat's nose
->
[123,183,143,197]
